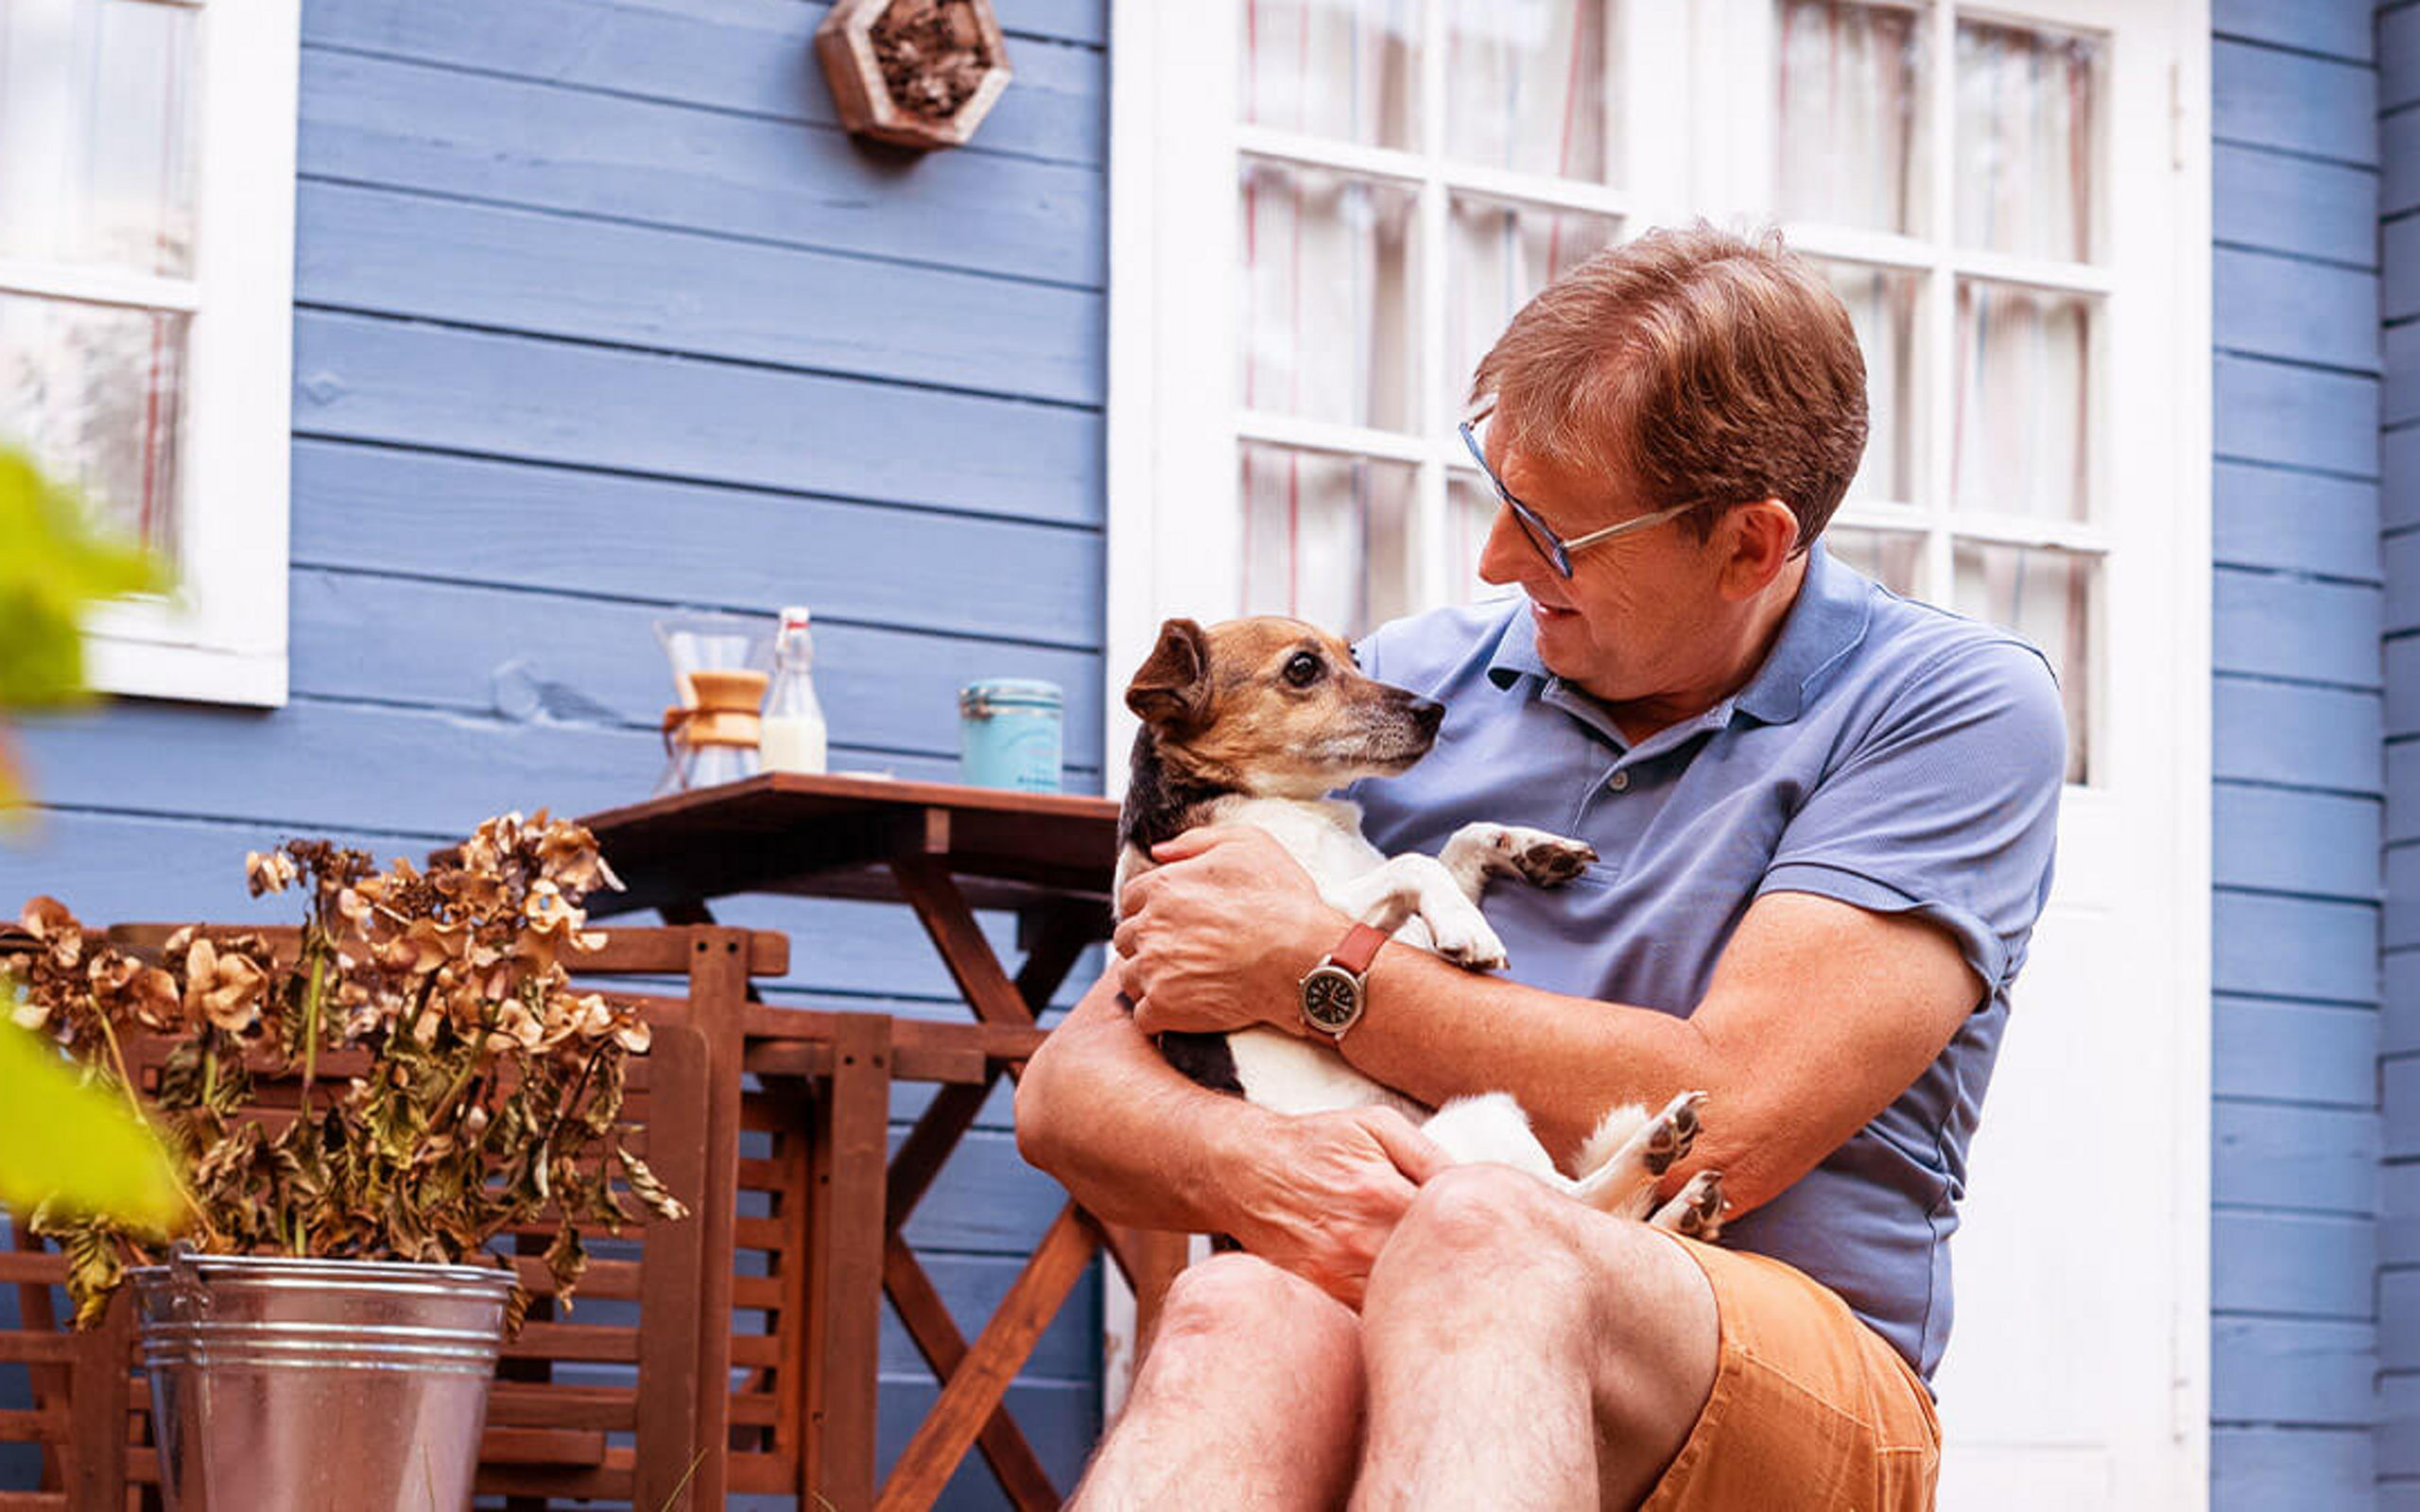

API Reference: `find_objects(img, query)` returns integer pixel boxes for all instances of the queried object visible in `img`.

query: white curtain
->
[1240,442,1416,635]
[1232,0,2102,743]
[1952,541,2093,782]
[1238,159,1418,432]
[1237,1,1613,632]
[1444,0,1610,183]
[1956,18,2099,262]
[0,294,185,551]
[1776,0,1927,234]
[1240,0,1419,148]
[0,0,196,555]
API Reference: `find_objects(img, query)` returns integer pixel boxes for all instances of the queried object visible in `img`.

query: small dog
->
[1117,615,1723,1236]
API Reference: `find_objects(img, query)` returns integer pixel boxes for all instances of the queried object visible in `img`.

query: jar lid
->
[959,678,1063,713]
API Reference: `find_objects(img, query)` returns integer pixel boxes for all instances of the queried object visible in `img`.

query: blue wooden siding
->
[2216,2,2386,1506]
[2386,1,2420,1506]
[0,0,1109,1503]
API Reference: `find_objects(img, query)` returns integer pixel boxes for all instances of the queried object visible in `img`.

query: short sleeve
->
[1758,640,2066,1000]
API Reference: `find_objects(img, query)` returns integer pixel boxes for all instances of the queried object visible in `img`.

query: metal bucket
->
[131,1252,514,1512]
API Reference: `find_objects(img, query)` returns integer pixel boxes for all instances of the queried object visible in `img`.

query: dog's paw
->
[1426,911,1510,972]
[1480,825,1599,886]
[1651,1169,1726,1241]
[1640,1090,1705,1177]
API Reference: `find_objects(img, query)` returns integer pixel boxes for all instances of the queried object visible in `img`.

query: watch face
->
[1302,968,1361,1034]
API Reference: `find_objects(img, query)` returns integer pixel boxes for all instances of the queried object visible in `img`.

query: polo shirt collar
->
[1480,541,1872,728]
[1731,542,1872,724]
[1484,597,1550,689]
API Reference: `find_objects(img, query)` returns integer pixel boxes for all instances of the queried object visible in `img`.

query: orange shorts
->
[1640,1231,1942,1512]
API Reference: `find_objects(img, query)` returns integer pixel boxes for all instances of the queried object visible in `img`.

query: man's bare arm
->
[1016,971,1451,1304]
[1329,889,1979,1212]
[1015,971,1271,1235]
[1112,826,1979,1219]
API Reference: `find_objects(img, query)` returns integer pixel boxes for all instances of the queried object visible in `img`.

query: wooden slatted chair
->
[0,919,1177,1509]
[0,924,771,1511]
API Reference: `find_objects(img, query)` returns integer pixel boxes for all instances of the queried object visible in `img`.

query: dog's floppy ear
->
[1127,617,1212,731]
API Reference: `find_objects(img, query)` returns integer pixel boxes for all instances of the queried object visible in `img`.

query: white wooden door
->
[1106,3,2213,1502]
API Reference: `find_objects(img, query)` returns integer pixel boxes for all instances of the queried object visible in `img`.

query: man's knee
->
[1366,1165,1694,1342]
[1150,1252,1357,1359]
[1374,1165,1595,1293]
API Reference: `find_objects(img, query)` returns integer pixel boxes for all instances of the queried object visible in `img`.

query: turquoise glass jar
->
[958,679,1063,793]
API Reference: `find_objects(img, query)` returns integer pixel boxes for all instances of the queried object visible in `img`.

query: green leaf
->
[0,1012,184,1238]
[0,448,169,712]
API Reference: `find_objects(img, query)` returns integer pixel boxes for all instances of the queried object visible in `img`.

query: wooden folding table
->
[579,773,1190,1510]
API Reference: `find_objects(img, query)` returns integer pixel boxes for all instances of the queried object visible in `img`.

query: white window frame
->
[2,0,302,708]
[1105,0,2212,1494]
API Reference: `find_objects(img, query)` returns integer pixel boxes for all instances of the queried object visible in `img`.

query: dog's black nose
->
[1409,697,1444,734]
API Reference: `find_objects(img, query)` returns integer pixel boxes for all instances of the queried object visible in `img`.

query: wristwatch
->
[1299,922,1390,1040]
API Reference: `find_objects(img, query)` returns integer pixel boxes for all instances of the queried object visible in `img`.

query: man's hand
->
[1115,826,1346,1038]
[1224,1104,1452,1309]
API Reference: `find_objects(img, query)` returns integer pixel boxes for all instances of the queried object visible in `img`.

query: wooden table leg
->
[890,857,1034,1029]
[890,854,1205,1498]
[1104,1228,1193,1349]
[1012,900,1099,1015]
[876,1205,1100,1512]
[806,1013,891,1510]
[686,929,756,1510]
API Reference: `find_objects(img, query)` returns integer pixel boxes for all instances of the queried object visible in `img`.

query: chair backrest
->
[0,922,782,1512]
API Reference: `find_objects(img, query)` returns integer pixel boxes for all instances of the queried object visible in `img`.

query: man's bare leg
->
[1071,1253,1365,1511]
[1350,1165,1720,1511]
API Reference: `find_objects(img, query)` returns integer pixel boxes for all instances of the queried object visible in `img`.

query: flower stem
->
[93,1003,222,1247]
[300,934,325,1108]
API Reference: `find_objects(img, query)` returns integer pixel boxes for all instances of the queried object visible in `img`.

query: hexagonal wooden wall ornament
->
[816,0,1011,151]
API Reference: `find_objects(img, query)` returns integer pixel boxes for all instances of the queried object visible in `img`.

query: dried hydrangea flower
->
[19,897,80,970]
[182,938,269,1035]
[18,809,681,1332]
[245,850,298,897]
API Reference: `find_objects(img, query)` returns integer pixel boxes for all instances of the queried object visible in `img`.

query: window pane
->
[1824,526,1922,597]
[1952,540,2093,782]
[1774,0,1927,235]
[1239,161,1420,431]
[1953,280,2092,523]
[1815,259,1924,504]
[1446,0,1616,184]
[0,292,186,558]
[1448,472,1522,604]
[1241,443,1416,638]
[1240,0,1418,150]
[0,0,198,278]
[1448,197,1619,400]
[1956,19,2101,264]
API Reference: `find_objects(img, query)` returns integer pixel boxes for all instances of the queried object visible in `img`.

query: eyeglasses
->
[1458,413,1701,578]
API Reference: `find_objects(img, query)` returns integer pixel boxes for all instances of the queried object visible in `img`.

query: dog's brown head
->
[1124,616,1443,799]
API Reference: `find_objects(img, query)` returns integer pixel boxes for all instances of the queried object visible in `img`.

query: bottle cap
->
[778,605,812,632]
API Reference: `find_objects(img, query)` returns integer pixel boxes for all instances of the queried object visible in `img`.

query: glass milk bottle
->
[760,606,829,775]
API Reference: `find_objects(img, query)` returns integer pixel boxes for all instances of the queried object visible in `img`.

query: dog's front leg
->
[1439,822,1600,904]
[1324,854,1509,971]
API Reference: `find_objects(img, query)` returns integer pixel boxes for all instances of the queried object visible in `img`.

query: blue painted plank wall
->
[0,0,1110,1503]
[2385,1,2420,1504]
[2215,1,2385,1506]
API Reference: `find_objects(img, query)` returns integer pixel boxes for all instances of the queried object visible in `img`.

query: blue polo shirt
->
[1343,543,2065,1381]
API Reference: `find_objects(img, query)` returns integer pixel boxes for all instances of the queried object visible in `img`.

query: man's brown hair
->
[1471,223,1869,549]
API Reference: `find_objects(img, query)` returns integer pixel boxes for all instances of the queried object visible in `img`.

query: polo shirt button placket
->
[1607,769,1630,792]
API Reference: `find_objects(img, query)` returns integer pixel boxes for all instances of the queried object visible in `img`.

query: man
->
[1015,225,2066,1509]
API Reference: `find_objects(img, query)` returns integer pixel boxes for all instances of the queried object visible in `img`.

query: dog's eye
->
[1282,651,1323,688]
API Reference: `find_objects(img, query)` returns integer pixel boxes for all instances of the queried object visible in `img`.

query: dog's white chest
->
[1209,796,1389,897]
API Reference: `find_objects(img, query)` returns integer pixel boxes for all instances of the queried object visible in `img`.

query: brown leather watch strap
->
[1328,921,1390,976]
